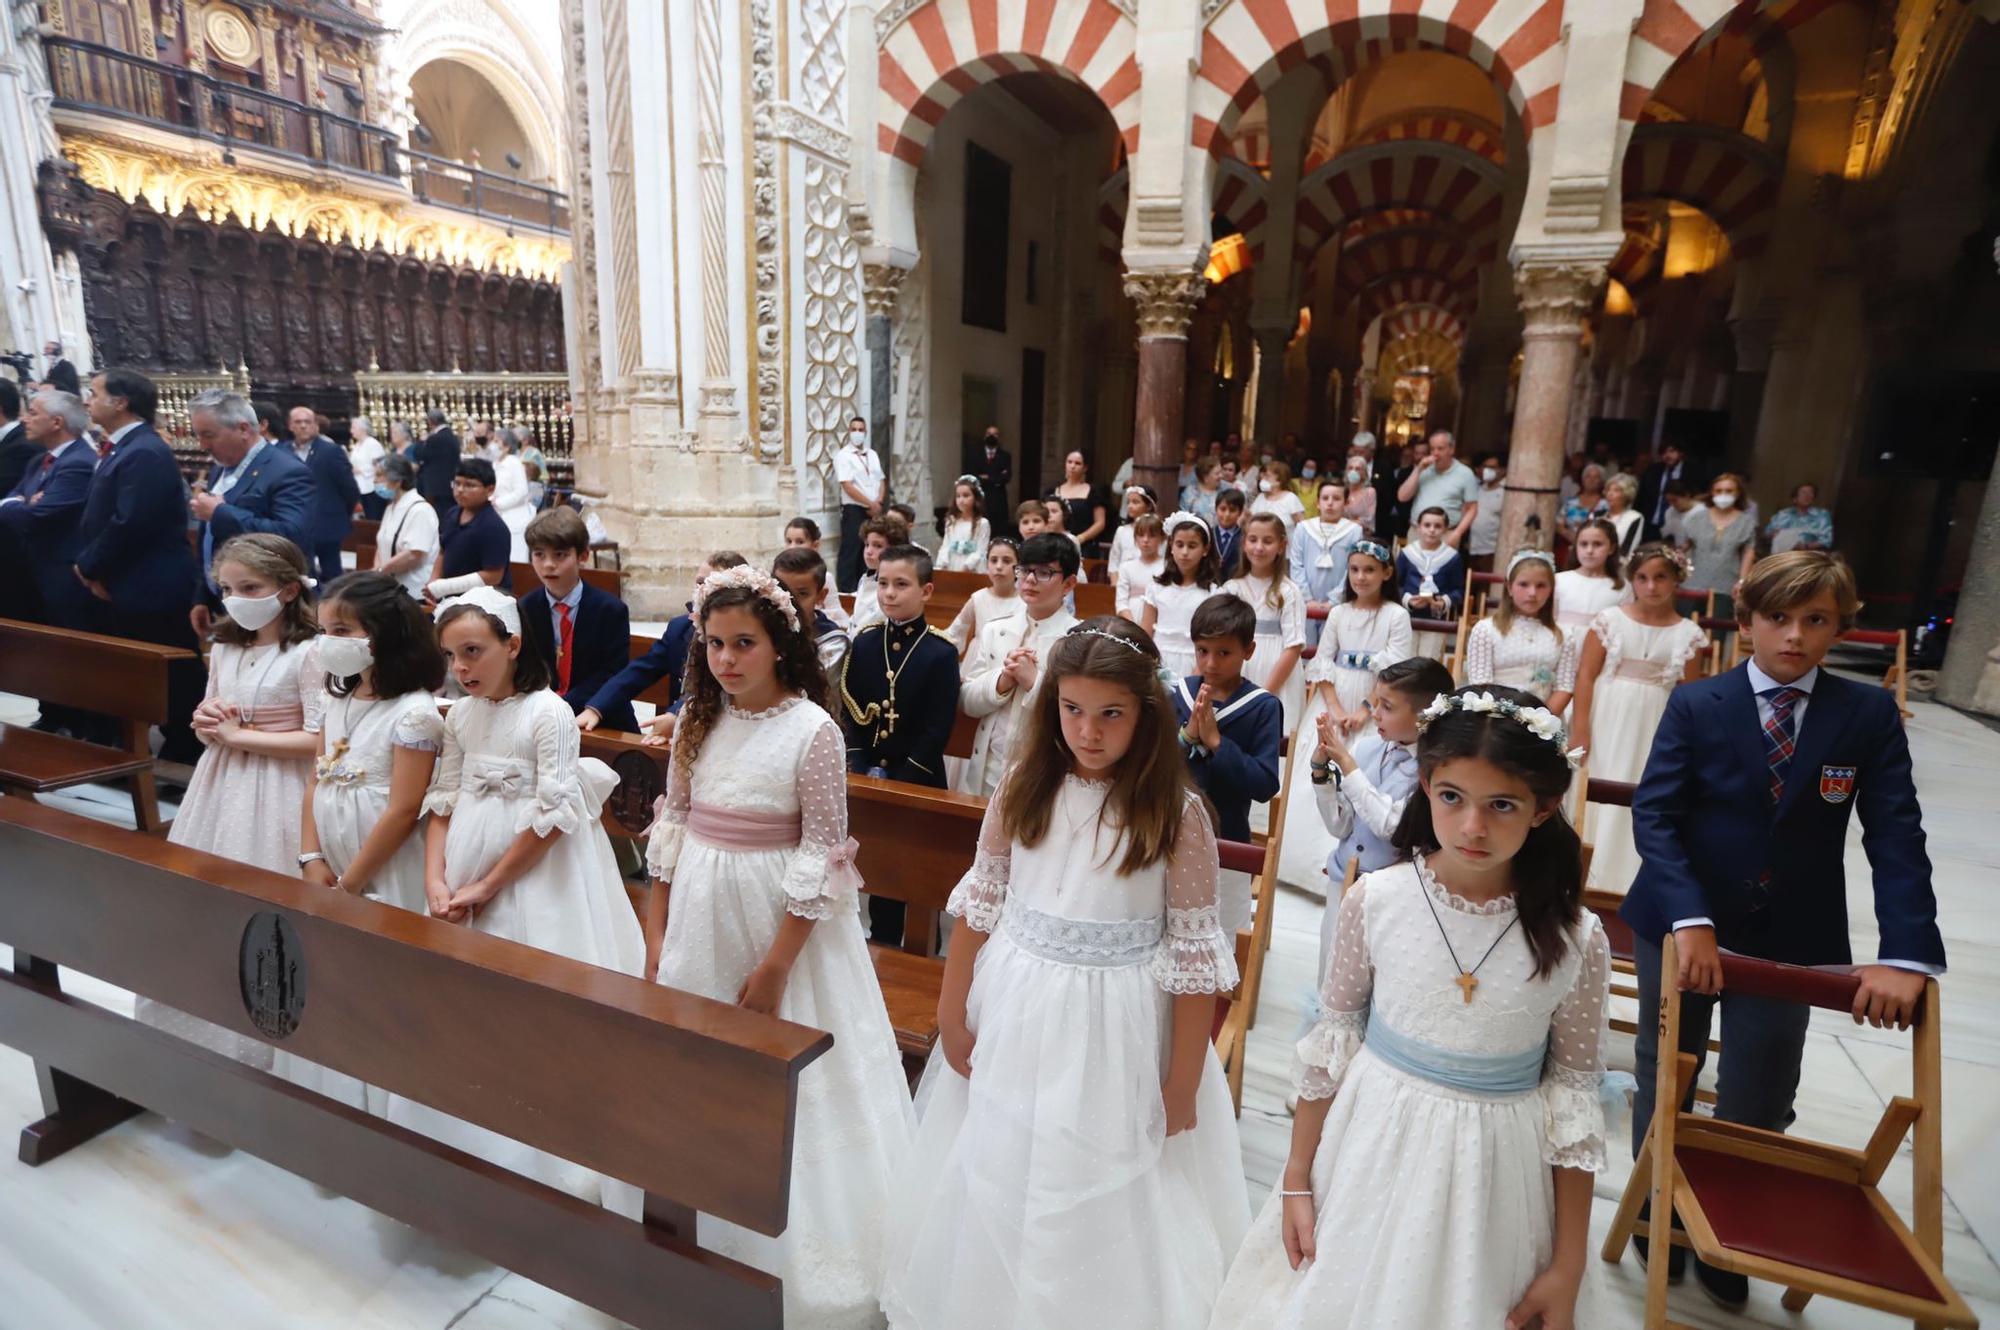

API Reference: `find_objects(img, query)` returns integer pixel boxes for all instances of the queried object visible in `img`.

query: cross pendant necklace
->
[1418,858,1519,1003]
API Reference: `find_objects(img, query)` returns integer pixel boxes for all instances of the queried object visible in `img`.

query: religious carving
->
[747,0,782,450]
[560,0,603,448]
[771,104,850,165]
[862,263,906,320]
[803,159,861,482]
[1123,270,1207,339]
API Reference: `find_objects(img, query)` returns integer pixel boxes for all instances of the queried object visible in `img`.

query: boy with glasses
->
[957,533,1079,796]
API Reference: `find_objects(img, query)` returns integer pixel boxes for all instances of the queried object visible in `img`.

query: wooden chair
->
[1213,734,1295,1112]
[1601,934,1976,1329]
[0,617,195,833]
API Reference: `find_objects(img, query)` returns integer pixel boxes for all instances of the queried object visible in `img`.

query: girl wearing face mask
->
[278,571,447,1112]
[135,534,324,1069]
[1249,459,1306,533]
[1680,472,1757,613]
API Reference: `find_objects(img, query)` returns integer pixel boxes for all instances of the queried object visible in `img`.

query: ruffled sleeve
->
[419,703,465,817]
[1666,618,1711,679]
[1294,878,1373,1099]
[1151,796,1240,996]
[297,638,327,733]
[391,695,444,752]
[1541,913,1612,1171]
[944,781,1012,932]
[777,717,861,920]
[644,745,692,882]
[522,693,614,837]
[1465,619,1496,684]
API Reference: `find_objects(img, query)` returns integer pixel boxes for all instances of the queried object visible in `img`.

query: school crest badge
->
[1819,766,1856,804]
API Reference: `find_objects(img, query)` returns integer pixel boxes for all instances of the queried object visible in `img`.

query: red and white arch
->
[1620,121,1780,259]
[1290,141,1506,266]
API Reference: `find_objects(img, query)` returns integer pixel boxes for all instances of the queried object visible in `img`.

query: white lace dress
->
[881,780,1252,1330]
[645,696,915,1330]
[1145,580,1221,679]
[1211,858,1611,1330]
[1463,619,1578,702]
[1552,569,1629,645]
[1286,603,1413,891]
[274,688,443,1112]
[1224,572,1307,730]
[1582,609,1708,893]
[939,517,991,572]
[387,688,645,1206]
[138,638,324,1069]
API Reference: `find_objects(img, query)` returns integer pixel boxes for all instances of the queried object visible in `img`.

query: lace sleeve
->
[778,718,860,920]
[1554,624,1581,694]
[1151,797,1240,996]
[945,784,1011,931]
[1542,914,1612,1171]
[1294,880,1372,1099]
[390,696,444,752]
[420,705,465,817]
[297,639,327,734]
[1666,619,1710,678]
[644,747,693,882]
[1280,578,1306,648]
[1466,619,1496,684]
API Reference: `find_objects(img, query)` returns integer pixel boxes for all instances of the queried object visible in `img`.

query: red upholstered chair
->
[1601,934,1976,1329]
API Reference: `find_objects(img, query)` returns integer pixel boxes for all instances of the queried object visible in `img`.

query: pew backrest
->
[0,617,193,722]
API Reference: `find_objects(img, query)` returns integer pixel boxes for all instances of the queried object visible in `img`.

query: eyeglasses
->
[1016,565,1066,584]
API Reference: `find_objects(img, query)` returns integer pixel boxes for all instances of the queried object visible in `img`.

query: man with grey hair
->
[0,388,98,631]
[1395,427,1481,549]
[186,387,313,636]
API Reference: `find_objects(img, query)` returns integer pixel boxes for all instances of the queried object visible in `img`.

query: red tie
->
[555,601,573,693]
[95,436,113,459]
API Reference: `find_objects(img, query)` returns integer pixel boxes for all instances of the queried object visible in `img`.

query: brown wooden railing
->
[406,152,569,233]
[45,37,401,180]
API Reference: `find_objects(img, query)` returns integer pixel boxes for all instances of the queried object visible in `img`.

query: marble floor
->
[1,686,1996,1329]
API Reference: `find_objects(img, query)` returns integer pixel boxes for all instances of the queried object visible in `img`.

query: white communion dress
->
[881,779,1252,1330]
[1552,569,1630,644]
[1145,579,1221,679]
[386,688,645,1207]
[1211,857,1611,1330]
[646,695,915,1330]
[1582,608,1708,894]
[1223,572,1307,730]
[1463,618,1579,702]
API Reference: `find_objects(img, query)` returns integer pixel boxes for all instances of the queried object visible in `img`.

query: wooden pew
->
[344,519,380,569]
[0,618,195,832]
[0,796,829,1329]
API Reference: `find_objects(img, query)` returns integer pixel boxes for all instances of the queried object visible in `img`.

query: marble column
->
[1123,269,1205,505]
[1353,369,1376,434]
[1250,322,1291,452]
[1500,261,1604,558]
[862,261,906,496]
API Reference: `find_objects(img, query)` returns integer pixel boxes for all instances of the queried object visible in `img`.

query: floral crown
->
[692,564,800,632]
[954,473,982,495]
[1505,548,1557,578]
[1353,539,1393,565]
[1418,690,1586,768]
[1638,545,1692,578]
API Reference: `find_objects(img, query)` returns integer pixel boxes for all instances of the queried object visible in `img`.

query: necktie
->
[555,601,574,693]
[1761,686,1805,803]
[95,436,112,459]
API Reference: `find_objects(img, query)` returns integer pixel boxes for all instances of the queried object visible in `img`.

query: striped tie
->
[1761,686,1805,803]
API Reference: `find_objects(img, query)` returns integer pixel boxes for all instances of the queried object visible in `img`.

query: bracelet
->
[1279,1189,1313,1198]
[297,851,327,868]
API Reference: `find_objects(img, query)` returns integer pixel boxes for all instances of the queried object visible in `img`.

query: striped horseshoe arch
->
[1620,122,1780,260]
[1290,140,1507,268]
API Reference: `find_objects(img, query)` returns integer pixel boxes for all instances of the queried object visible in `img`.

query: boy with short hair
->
[520,506,633,728]
[849,517,897,631]
[1397,505,1464,620]
[1661,479,1696,546]
[959,533,1079,796]
[1172,595,1282,846]
[1014,500,1049,540]
[772,545,850,675]
[839,543,959,788]
[886,501,919,534]
[1623,550,1942,1304]
[1213,487,1247,575]
[578,550,748,737]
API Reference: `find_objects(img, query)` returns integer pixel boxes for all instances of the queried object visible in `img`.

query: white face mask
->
[223,593,286,631]
[1712,492,1738,509]
[1259,479,1277,494]
[849,429,867,446]
[1481,467,1499,483]
[317,633,375,678]
[1301,465,1317,479]
[1346,469,1363,485]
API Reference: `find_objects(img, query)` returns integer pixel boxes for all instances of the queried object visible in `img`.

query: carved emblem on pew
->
[608,750,663,838]
[238,912,308,1039]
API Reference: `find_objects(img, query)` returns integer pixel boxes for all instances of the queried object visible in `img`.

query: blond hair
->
[1737,550,1861,631]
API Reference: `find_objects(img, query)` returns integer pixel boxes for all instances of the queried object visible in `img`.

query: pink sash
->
[683,801,865,899]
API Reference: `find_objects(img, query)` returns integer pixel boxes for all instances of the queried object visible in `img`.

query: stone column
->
[1723,313,1776,472]
[862,261,907,495]
[1500,260,1604,558]
[1937,455,2000,715]
[1122,269,1205,504]
[1250,322,1291,451]
[1353,369,1376,433]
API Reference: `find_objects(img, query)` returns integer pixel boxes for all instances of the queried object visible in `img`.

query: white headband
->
[1505,549,1557,578]
[1161,510,1209,541]
[434,584,521,635]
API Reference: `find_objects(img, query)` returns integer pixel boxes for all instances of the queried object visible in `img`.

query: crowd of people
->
[3,368,1941,1330]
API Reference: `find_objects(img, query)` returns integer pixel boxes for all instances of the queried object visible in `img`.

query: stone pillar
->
[1123,269,1205,504]
[1500,260,1604,558]
[1937,457,2000,715]
[1353,369,1376,433]
[1250,322,1291,452]
[1723,313,1776,472]
[862,261,907,496]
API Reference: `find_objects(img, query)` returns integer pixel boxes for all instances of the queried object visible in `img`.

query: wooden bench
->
[0,617,195,832]
[0,795,830,1329]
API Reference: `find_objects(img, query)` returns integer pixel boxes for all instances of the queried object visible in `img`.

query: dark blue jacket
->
[0,437,98,623]
[1170,676,1282,843]
[520,581,636,732]
[1623,664,1944,968]
[586,611,694,724]
[290,435,360,543]
[1396,546,1465,617]
[73,422,198,613]
[201,442,315,593]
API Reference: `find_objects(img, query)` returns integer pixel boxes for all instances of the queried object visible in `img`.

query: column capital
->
[1123,269,1206,340]
[1512,260,1607,338]
[862,262,908,319]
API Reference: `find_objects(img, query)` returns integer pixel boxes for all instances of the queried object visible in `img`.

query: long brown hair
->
[1492,552,1558,635]
[674,583,834,775]
[996,616,1205,875]
[1230,511,1291,609]
[210,533,318,648]
[1575,517,1626,589]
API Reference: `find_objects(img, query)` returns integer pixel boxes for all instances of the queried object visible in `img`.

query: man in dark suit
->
[416,408,461,511]
[964,426,1012,535]
[40,340,80,396]
[0,378,35,496]
[285,403,361,583]
[1636,442,1705,542]
[186,388,315,635]
[0,387,97,628]
[517,506,635,730]
[73,369,204,761]
[1623,550,1941,1305]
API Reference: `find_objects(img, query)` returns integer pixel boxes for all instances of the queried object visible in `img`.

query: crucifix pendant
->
[882,702,898,735]
[1454,971,1479,1004]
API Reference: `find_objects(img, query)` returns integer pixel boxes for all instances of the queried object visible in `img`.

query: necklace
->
[236,642,289,730]
[1418,857,1519,1003]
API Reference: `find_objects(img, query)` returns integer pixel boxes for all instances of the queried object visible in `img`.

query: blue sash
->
[1364,1011,1546,1096]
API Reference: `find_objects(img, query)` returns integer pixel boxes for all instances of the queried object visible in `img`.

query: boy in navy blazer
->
[518,506,634,729]
[1622,550,1942,1303]
[577,550,750,740]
